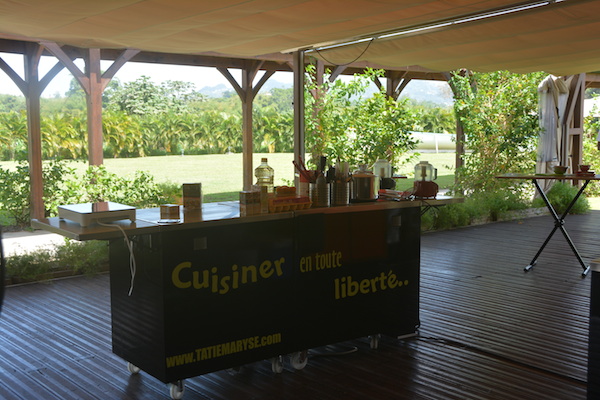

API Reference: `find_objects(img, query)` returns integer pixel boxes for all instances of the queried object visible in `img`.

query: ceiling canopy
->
[0,0,597,75]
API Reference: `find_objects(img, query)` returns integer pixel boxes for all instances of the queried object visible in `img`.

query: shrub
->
[65,165,164,209]
[450,70,545,196]
[157,181,182,204]
[422,190,532,231]
[0,162,170,228]
[54,240,109,275]
[5,247,56,281]
[0,160,77,227]
[6,239,108,281]
[532,182,589,215]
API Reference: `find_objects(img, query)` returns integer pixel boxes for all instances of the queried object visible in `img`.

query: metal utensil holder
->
[331,181,350,206]
[310,182,331,208]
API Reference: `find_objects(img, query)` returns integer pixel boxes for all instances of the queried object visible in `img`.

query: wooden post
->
[241,62,258,191]
[218,62,274,190]
[293,51,305,182]
[0,43,70,220]
[1,43,66,220]
[564,74,585,175]
[85,49,104,165]
[442,71,464,182]
[42,42,140,167]
[23,44,45,220]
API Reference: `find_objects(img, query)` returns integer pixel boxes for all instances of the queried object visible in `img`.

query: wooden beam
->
[39,61,68,92]
[101,48,140,90]
[41,41,88,89]
[329,65,347,82]
[394,77,412,99]
[252,70,276,98]
[0,38,459,84]
[217,67,245,99]
[0,57,27,94]
[373,77,384,93]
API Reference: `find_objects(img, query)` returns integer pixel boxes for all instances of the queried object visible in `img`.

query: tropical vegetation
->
[0,73,455,162]
[1,68,598,232]
[2,67,599,283]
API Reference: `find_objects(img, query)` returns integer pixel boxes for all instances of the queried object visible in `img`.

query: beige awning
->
[312,0,600,76]
[0,0,598,75]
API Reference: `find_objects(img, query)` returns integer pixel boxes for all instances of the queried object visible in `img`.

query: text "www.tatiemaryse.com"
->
[165,333,282,368]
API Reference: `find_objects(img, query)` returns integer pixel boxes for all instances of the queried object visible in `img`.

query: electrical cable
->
[308,345,359,358]
[314,38,375,67]
[98,221,137,296]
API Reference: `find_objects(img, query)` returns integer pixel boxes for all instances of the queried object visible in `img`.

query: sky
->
[0,52,294,98]
[0,51,455,106]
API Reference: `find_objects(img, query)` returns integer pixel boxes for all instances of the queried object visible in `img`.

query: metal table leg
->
[526,179,590,277]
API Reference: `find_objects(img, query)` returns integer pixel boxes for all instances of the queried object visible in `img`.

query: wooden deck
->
[1,211,597,399]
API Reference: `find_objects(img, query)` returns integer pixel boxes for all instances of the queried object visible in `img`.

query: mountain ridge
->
[199,79,454,106]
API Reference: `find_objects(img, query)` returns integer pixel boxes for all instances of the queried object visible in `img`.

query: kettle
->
[373,159,392,178]
[413,161,438,198]
[373,158,395,190]
[415,161,437,181]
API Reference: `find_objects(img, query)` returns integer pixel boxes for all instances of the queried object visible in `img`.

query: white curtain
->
[536,75,572,190]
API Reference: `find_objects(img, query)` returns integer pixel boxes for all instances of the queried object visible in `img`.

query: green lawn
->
[103,152,456,193]
[0,152,457,199]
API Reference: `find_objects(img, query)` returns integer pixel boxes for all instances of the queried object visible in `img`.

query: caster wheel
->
[290,350,308,370]
[369,334,381,350]
[271,355,284,374]
[127,362,140,374]
[169,380,185,400]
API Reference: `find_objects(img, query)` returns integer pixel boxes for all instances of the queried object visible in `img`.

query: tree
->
[41,112,86,159]
[0,110,27,160]
[304,66,419,170]
[450,70,545,195]
[412,102,455,133]
[105,76,203,115]
[0,94,25,113]
[102,110,145,158]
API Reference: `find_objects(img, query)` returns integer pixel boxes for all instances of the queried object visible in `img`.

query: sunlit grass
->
[100,152,456,194]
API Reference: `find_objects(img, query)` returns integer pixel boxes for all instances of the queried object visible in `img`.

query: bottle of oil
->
[255,157,274,193]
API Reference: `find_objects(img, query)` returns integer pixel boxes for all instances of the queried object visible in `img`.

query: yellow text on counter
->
[165,333,283,368]
[334,270,408,299]
[299,250,342,273]
[171,257,285,294]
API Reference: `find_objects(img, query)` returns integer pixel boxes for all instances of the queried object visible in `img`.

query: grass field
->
[0,152,457,199]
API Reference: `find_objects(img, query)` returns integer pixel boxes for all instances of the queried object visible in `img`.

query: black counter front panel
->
[291,207,420,350]
[110,207,420,383]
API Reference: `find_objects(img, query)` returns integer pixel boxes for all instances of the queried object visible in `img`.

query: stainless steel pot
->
[350,166,379,202]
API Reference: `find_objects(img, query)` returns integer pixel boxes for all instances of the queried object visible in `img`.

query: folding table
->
[497,173,600,277]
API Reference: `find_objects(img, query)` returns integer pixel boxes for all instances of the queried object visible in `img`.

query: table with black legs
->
[498,173,600,277]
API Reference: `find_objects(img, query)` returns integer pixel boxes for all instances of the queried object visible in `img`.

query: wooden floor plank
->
[0,211,597,399]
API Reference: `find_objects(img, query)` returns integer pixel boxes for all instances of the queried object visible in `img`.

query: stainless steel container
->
[310,181,331,208]
[350,166,379,202]
[331,181,350,206]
